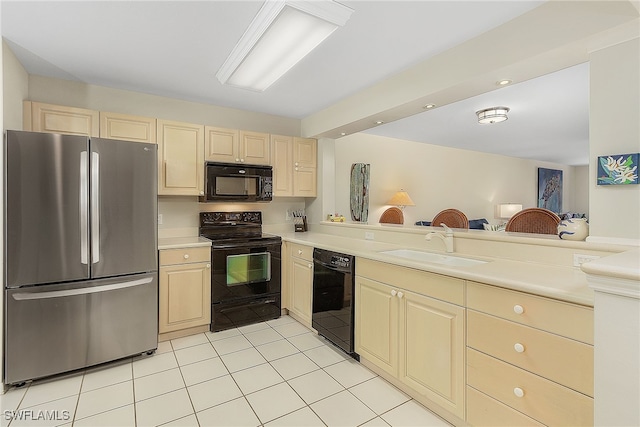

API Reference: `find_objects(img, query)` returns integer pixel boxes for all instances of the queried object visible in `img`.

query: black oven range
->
[199,211,282,332]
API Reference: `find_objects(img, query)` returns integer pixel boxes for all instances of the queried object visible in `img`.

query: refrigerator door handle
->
[11,277,154,300]
[91,151,100,264]
[80,151,89,265]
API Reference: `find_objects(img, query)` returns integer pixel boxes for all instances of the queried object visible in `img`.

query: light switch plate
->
[158,214,163,225]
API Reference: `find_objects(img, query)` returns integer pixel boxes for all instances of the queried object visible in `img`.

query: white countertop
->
[279,231,595,307]
[158,236,211,250]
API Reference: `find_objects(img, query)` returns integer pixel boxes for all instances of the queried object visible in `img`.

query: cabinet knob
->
[199,191,204,195]
[298,250,303,255]
[397,291,404,299]
[295,162,299,166]
[235,158,240,162]
[391,290,397,297]
[183,254,190,259]
[513,304,524,315]
[308,263,312,268]
[240,158,245,162]
[514,343,525,353]
[513,387,525,398]
[206,263,211,269]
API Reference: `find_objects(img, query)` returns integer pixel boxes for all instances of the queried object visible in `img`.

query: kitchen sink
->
[379,249,488,267]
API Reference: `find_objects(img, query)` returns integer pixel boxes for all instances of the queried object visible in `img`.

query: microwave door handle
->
[79,151,89,265]
[91,152,100,264]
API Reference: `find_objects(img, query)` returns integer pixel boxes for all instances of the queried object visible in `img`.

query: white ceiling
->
[2,0,594,165]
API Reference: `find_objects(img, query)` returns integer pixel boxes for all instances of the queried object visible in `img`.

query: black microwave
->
[201,162,273,202]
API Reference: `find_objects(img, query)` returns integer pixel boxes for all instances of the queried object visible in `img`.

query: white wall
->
[333,133,585,226]
[588,38,640,242]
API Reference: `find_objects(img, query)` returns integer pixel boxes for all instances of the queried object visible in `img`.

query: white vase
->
[558,218,589,240]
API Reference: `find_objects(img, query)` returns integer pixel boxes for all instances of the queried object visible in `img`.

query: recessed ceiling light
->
[340,132,346,136]
[374,120,384,125]
[423,104,436,109]
[497,79,512,86]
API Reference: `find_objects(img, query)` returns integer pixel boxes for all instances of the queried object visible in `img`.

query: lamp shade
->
[476,106,510,124]
[387,190,415,208]
[498,203,523,219]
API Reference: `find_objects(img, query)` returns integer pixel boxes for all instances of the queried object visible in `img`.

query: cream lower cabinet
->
[466,281,594,426]
[159,247,211,341]
[287,243,314,327]
[157,119,204,196]
[355,258,465,420]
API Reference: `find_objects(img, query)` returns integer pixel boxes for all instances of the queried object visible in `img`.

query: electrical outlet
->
[286,209,292,221]
[158,214,163,225]
[365,232,375,240]
[573,254,600,267]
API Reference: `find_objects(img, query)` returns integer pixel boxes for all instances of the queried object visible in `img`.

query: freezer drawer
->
[4,273,158,385]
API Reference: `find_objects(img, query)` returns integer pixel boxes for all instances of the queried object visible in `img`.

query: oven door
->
[211,242,281,302]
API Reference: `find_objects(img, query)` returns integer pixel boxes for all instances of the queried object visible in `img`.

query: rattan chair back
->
[431,209,469,229]
[505,208,560,235]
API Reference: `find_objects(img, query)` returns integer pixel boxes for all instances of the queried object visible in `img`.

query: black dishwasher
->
[312,248,358,360]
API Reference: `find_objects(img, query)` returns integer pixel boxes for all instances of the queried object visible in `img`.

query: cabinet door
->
[99,111,157,143]
[293,137,317,196]
[290,256,313,326]
[159,262,211,333]
[157,120,204,196]
[205,126,239,163]
[271,134,294,196]
[355,277,398,376]
[26,101,99,137]
[294,167,317,197]
[240,130,270,165]
[399,290,465,418]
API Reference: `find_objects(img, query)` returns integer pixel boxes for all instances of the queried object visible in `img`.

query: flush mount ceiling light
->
[216,0,354,92]
[496,79,512,86]
[476,106,510,124]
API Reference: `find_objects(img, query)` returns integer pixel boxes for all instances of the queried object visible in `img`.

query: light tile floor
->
[1,315,452,427]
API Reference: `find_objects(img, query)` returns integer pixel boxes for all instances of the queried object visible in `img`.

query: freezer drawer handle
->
[11,277,153,301]
[80,151,89,265]
[91,152,100,264]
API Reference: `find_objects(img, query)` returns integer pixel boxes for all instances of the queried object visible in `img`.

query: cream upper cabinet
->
[288,243,313,327]
[24,101,99,137]
[205,127,269,165]
[271,135,317,197]
[355,258,466,419]
[271,134,294,196]
[159,247,211,340]
[157,119,204,196]
[99,111,157,143]
[205,126,239,163]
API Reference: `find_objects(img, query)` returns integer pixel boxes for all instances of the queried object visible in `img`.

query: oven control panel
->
[330,255,352,269]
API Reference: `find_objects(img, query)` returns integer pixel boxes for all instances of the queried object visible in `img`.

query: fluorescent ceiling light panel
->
[217,0,353,92]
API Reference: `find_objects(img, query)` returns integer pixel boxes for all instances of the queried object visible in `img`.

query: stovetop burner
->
[199,211,281,245]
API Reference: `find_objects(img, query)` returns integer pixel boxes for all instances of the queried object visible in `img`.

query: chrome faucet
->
[425,223,454,253]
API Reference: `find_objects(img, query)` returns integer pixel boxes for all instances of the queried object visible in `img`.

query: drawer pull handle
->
[183,254,190,259]
[397,291,404,299]
[514,343,525,353]
[513,387,525,398]
[513,304,524,315]
[391,290,397,297]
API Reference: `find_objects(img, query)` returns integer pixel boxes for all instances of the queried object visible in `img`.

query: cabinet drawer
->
[356,258,464,305]
[467,386,544,427]
[160,247,211,266]
[467,281,593,344]
[290,243,313,262]
[467,348,593,426]
[467,310,593,396]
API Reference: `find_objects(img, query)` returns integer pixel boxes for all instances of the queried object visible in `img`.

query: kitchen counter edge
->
[158,236,212,250]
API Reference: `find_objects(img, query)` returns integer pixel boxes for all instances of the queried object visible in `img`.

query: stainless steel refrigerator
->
[4,130,158,385]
